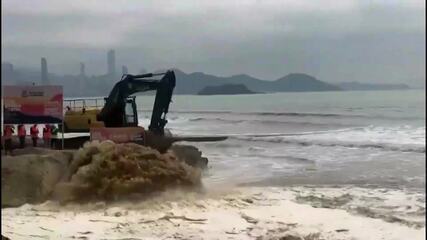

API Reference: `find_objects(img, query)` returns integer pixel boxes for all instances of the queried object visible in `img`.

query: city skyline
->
[2,49,131,78]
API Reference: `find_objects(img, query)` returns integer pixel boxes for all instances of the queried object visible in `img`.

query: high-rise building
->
[2,62,15,84]
[2,62,14,73]
[80,62,86,76]
[122,65,128,75]
[78,62,86,94]
[107,49,116,75]
[41,57,49,85]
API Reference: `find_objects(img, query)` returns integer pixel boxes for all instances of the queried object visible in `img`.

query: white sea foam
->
[234,126,425,153]
[2,186,425,240]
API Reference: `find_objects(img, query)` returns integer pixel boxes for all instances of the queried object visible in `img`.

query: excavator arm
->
[97,70,176,134]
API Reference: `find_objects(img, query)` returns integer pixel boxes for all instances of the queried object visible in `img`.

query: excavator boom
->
[97,70,176,134]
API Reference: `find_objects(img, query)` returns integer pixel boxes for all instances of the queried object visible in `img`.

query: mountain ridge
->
[198,84,258,95]
[2,63,413,97]
[172,69,340,94]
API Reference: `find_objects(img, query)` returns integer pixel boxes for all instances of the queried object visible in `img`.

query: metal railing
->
[64,98,105,111]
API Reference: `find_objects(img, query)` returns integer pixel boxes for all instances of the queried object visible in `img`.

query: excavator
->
[60,70,226,152]
[63,71,175,133]
[97,70,175,133]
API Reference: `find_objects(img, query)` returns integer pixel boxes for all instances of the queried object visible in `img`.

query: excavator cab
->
[122,96,138,127]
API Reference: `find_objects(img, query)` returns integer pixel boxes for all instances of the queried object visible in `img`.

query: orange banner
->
[4,85,63,124]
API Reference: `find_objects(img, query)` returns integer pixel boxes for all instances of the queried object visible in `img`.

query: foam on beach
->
[2,186,425,240]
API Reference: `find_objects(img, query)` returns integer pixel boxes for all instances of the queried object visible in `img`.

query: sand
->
[2,186,425,240]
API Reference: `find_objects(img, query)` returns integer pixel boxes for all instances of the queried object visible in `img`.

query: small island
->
[198,84,258,95]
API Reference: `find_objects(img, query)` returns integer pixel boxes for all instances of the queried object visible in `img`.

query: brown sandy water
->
[2,141,203,207]
[53,141,202,203]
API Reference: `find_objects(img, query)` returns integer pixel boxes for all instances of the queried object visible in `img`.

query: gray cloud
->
[2,0,425,87]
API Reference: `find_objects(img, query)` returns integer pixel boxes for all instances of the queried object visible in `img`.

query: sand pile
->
[1,150,73,207]
[2,141,203,207]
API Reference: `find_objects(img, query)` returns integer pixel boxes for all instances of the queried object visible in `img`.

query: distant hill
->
[337,82,411,91]
[174,70,341,94]
[273,73,341,92]
[198,84,258,95]
[2,63,340,96]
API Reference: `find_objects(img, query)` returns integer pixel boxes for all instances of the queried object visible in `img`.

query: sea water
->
[137,90,425,189]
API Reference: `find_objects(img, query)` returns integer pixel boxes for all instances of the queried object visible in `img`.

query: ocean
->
[137,89,426,190]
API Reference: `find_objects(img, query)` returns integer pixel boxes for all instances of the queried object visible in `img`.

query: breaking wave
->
[171,110,354,118]
[189,117,244,123]
[229,126,426,153]
[236,136,425,153]
[139,109,423,122]
[188,117,356,127]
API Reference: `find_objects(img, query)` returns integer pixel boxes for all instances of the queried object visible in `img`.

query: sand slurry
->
[2,141,204,207]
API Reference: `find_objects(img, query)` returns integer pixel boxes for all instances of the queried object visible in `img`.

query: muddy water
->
[53,141,202,203]
[1,141,203,207]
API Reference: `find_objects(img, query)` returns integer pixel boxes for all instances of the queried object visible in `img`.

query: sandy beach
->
[2,185,425,240]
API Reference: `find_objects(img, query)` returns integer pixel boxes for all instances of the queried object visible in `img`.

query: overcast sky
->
[2,0,425,86]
